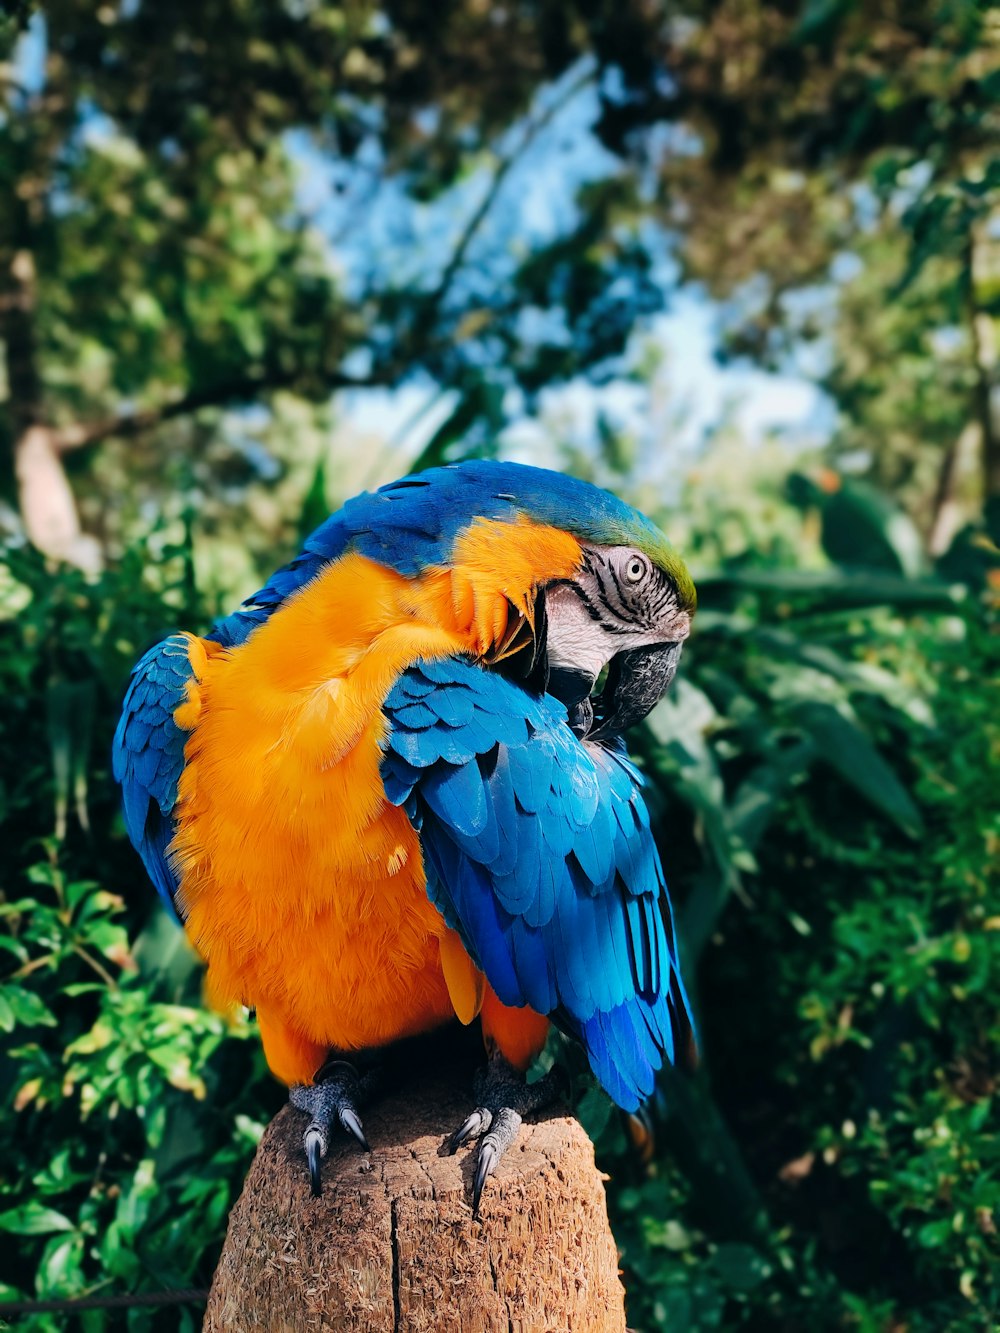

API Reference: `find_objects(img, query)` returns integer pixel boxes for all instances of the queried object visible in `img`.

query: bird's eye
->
[625,556,646,583]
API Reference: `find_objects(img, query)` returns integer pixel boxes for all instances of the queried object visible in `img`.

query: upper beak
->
[589,641,684,740]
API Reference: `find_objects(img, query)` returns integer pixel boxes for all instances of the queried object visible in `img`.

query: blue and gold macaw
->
[114,460,696,1209]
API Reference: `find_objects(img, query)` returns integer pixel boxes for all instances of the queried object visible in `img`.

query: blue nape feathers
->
[211,460,695,648]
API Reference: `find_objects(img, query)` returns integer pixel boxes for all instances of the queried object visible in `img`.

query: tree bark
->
[928,420,976,557]
[204,1071,627,1333]
[2,231,102,572]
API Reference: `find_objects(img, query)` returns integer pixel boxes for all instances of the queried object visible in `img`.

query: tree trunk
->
[928,420,976,556]
[204,1071,627,1333]
[13,422,102,573]
[2,236,102,573]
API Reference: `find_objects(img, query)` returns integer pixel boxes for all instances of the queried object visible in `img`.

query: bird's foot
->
[448,1055,562,1218]
[290,1058,379,1197]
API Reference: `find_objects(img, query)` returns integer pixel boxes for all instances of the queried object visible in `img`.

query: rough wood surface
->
[204,1071,626,1332]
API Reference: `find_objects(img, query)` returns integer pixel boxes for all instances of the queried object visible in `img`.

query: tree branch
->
[50,366,392,453]
[410,63,596,341]
[51,67,595,457]
[43,70,594,466]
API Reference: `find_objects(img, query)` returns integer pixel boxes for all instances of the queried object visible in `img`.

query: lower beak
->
[590,641,683,740]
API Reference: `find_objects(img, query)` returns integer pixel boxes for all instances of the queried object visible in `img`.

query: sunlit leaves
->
[0,545,278,1321]
[0,1205,75,1236]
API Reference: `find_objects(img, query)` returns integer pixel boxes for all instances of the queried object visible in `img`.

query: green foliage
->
[1,2,997,1328]
[0,544,277,1330]
[548,448,996,1331]
[583,548,999,1330]
[3,463,996,1330]
[2,1,669,571]
[643,1,1000,532]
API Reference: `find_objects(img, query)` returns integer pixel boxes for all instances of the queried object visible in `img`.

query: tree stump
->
[204,1070,626,1332]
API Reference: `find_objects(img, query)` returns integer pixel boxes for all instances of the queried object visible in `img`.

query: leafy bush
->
[0,478,995,1331]
[0,546,278,1330]
[587,578,998,1331]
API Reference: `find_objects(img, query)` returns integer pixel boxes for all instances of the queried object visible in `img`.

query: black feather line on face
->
[606,562,628,601]
[547,577,610,626]
[586,549,610,597]
[591,550,679,632]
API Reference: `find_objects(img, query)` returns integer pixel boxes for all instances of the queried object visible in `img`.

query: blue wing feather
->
[423,761,490,840]
[507,739,552,815]
[112,635,196,920]
[508,920,556,1013]
[381,655,694,1112]
[391,700,439,730]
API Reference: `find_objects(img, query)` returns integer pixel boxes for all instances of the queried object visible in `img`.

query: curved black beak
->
[590,641,683,741]
[546,664,597,739]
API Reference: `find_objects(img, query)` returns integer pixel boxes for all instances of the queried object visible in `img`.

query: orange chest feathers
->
[169,524,581,1083]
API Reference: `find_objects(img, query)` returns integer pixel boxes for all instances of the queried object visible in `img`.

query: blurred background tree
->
[0,2,997,1330]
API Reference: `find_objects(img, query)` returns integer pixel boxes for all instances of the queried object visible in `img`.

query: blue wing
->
[112,635,195,920]
[381,656,694,1112]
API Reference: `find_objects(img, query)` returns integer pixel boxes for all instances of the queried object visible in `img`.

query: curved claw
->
[472,1135,500,1219]
[304,1127,325,1198]
[339,1106,370,1152]
[291,1058,382,1195]
[450,1107,492,1153]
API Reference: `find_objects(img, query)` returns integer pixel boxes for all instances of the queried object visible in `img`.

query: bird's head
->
[345,460,695,741]
[540,533,694,742]
[437,462,695,741]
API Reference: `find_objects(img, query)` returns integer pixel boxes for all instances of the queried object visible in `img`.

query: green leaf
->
[297,453,331,542]
[0,1205,75,1236]
[0,935,29,963]
[697,569,961,612]
[1,986,57,1028]
[38,1232,85,1295]
[576,1086,613,1141]
[916,1218,955,1249]
[799,477,927,578]
[712,1242,772,1291]
[25,863,59,887]
[791,702,923,836]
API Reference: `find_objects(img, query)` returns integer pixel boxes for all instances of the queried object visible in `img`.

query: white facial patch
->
[544,584,612,679]
[543,547,691,684]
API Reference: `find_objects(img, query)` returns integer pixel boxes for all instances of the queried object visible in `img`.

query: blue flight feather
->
[381,653,694,1111]
[422,761,490,840]
[112,634,195,920]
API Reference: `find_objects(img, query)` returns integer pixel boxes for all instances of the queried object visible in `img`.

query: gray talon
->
[471,1109,522,1217]
[450,1107,493,1152]
[303,1126,326,1197]
[472,1138,498,1217]
[338,1105,370,1152]
[451,1056,560,1216]
[290,1059,380,1196]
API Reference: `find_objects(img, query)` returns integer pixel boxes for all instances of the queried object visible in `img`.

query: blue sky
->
[289,58,833,468]
[16,18,833,474]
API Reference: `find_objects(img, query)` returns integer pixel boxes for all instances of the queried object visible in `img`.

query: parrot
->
[113,459,697,1211]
